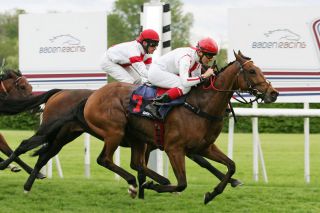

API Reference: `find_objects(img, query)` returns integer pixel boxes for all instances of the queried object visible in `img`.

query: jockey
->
[145,37,219,119]
[101,29,159,84]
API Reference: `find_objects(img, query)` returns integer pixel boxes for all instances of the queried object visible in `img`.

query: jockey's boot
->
[145,93,171,119]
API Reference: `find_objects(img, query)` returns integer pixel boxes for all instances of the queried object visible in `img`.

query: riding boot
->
[145,93,171,119]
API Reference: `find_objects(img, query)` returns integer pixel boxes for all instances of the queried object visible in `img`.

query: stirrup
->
[145,104,162,119]
[153,93,171,103]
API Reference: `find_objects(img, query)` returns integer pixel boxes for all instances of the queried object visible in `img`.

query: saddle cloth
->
[128,84,185,120]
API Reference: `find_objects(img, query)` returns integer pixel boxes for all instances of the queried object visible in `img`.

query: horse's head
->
[0,69,33,99]
[233,50,278,103]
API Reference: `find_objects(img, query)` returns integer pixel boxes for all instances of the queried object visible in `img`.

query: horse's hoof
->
[138,192,144,199]
[36,173,46,179]
[23,190,30,194]
[138,187,145,199]
[0,163,7,170]
[204,192,212,205]
[231,179,243,188]
[171,192,181,196]
[10,165,21,172]
[128,185,137,199]
[141,181,153,189]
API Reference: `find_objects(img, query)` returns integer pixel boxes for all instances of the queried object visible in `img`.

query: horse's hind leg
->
[187,154,242,187]
[97,137,138,198]
[199,144,236,204]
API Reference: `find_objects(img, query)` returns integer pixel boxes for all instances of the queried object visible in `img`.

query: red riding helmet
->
[137,29,160,43]
[196,37,219,54]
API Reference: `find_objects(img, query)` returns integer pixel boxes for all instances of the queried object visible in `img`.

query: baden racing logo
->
[312,19,320,54]
[252,28,306,49]
[39,34,86,54]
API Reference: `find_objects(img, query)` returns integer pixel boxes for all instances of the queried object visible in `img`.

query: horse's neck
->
[191,62,239,113]
[215,62,240,91]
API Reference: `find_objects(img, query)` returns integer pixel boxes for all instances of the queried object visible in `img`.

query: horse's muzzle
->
[264,90,279,103]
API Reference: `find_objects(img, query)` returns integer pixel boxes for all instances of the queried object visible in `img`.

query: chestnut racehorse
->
[6,51,278,204]
[83,51,278,204]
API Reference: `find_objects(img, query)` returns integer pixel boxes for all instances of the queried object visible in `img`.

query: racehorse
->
[82,50,278,204]
[0,69,46,177]
[4,51,278,204]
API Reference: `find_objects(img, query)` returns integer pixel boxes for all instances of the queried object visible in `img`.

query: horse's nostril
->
[271,91,279,98]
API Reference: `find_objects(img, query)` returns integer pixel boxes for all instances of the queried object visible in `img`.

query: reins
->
[184,59,271,122]
[202,60,272,104]
[0,81,8,94]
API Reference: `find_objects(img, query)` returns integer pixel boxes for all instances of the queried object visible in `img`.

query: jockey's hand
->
[141,77,148,84]
[202,68,214,78]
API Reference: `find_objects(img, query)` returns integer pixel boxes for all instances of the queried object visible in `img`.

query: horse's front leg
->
[97,138,138,199]
[0,134,45,170]
[141,148,187,194]
[187,154,242,187]
[199,144,236,204]
[0,134,45,175]
[130,143,171,199]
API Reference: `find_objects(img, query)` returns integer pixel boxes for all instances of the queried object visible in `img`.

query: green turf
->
[0,130,319,212]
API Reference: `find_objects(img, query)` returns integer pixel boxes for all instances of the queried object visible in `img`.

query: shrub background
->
[0,103,319,133]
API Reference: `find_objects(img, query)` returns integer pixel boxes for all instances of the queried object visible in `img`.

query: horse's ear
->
[233,50,237,57]
[233,50,240,61]
[15,69,22,76]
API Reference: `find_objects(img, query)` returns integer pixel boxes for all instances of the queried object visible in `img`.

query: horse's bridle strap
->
[0,81,8,94]
[184,102,223,122]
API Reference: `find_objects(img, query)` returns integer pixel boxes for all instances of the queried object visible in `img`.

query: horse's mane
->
[216,53,251,75]
[217,61,235,75]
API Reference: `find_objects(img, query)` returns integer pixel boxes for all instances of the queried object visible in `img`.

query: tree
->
[215,48,228,69]
[107,0,193,48]
[0,9,25,69]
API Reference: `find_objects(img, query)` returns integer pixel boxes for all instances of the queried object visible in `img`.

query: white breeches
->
[148,64,191,94]
[101,56,143,84]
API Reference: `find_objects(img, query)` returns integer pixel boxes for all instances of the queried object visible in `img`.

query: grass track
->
[0,130,319,212]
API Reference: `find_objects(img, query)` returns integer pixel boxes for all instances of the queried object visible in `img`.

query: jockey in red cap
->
[101,29,159,84]
[145,37,219,119]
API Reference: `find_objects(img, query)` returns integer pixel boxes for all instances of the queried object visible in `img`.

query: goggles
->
[203,52,216,59]
[146,40,159,47]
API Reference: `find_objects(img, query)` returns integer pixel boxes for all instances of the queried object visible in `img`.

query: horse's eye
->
[249,69,256,74]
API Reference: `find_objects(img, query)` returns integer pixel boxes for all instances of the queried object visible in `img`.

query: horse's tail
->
[0,89,62,115]
[32,98,90,156]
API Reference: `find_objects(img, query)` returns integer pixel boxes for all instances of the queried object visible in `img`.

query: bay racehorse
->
[82,51,278,204]
[5,51,278,204]
[0,69,45,177]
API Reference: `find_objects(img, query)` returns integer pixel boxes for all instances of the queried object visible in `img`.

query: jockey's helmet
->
[137,29,160,48]
[196,37,219,56]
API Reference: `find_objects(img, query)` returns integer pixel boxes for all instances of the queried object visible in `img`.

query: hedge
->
[0,103,319,133]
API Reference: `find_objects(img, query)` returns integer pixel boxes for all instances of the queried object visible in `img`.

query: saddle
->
[128,84,185,120]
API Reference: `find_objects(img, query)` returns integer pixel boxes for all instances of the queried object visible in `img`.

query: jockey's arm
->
[179,56,201,87]
[130,61,149,79]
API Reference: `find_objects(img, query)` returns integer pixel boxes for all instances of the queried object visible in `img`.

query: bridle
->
[203,59,273,104]
[0,76,23,96]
